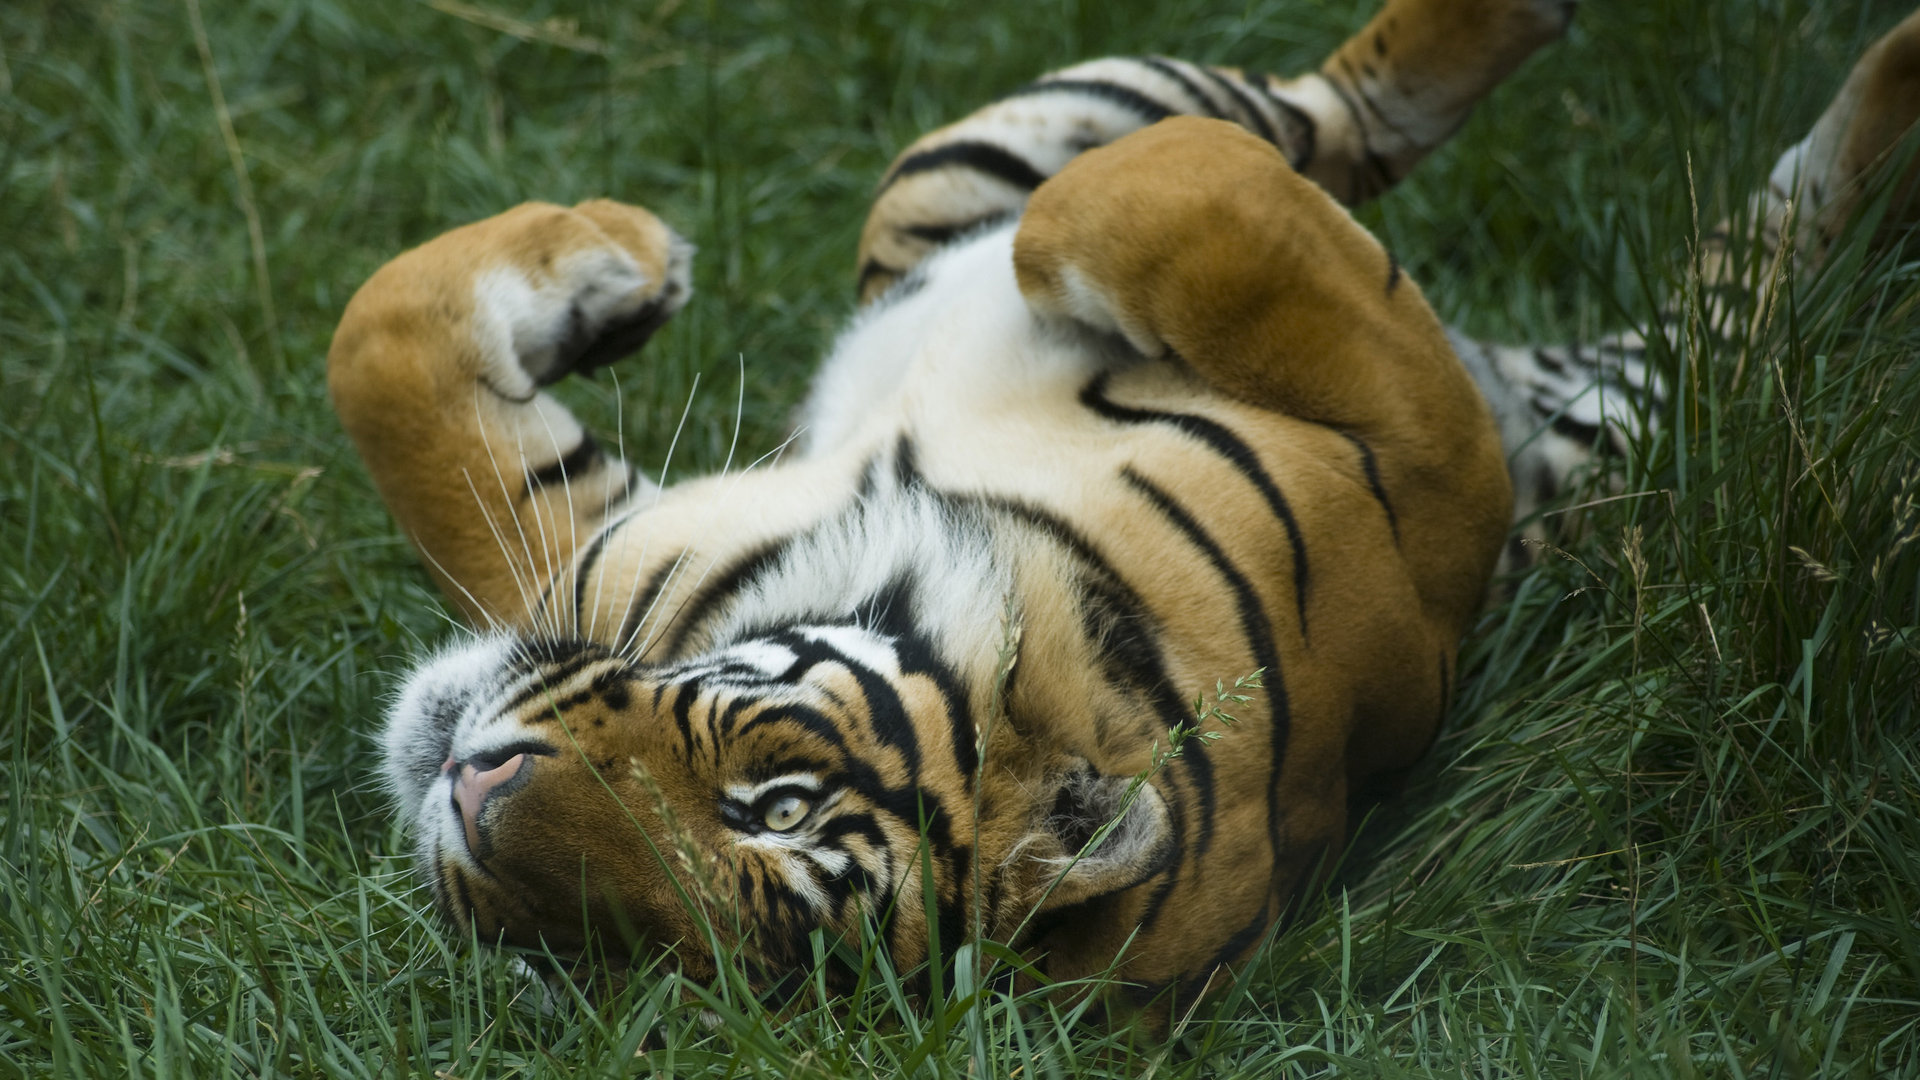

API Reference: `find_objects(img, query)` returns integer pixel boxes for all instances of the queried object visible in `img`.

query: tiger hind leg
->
[857,0,1574,303]
[1015,117,1513,626]
[1458,9,1920,556]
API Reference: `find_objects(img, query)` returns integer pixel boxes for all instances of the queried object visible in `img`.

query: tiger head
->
[381,628,1174,982]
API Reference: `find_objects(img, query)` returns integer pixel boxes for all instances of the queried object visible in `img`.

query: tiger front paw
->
[340,199,693,404]
[469,199,693,398]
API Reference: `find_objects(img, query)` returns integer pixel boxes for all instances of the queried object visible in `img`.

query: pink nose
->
[452,753,528,856]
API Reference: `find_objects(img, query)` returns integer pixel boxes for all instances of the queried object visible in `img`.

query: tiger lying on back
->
[331,0,1920,1011]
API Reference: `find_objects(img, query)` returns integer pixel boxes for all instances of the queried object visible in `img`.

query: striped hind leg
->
[1457,9,1920,551]
[857,0,1575,302]
[1016,117,1514,624]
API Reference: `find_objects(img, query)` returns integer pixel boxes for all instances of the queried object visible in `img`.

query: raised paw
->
[327,198,690,626]
[466,199,693,399]
[342,199,693,404]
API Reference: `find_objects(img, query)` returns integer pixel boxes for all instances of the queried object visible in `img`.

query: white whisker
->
[631,424,806,661]
[412,523,509,638]
[603,370,703,657]
[591,367,634,650]
[720,353,745,478]
[472,386,550,637]
[462,466,544,638]
[528,393,586,641]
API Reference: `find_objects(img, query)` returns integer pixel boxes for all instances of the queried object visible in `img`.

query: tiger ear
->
[1026,762,1175,913]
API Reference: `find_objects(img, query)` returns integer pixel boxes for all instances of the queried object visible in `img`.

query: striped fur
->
[332,1,1920,1019]
[858,0,1580,303]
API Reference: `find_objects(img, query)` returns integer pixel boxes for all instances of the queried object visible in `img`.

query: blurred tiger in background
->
[329,0,1920,1015]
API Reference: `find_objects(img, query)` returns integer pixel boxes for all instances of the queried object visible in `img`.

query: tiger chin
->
[337,0,1920,1025]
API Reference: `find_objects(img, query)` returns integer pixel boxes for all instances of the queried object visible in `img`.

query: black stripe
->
[1121,466,1290,897]
[1184,899,1273,999]
[1139,57,1226,118]
[1256,72,1318,171]
[500,653,608,718]
[1197,66,1279,148]
[858,258,900,297]
[508,637,601,667]
[771,630,923,776]
[428,849,449,918]
[1532,347,1569,377]
[815,808,889,858]
[1532,392,1604,448]
[1550,412,1604,448]
[1080,374,1312,641]
[892,434,921,489]
[915,641,977,788]
[617,555,687,654]
[853,576,978,785]
[779,629,924,781]
[1011,77,1176,124]
[931,488,1210,906]
[655,537,795,659]
[921,793,970,967]
[1317,71,1397,200]
[900,211,1014,248]
[568,510,625,630]
[878,140,1048,196]
[1331,428,1399,544]
[668,679,702,759]
[1074,565,1207,935]
[733,702,854,758]
[450,867,478,931]
[523,432,603,498]
[712,685,759,739]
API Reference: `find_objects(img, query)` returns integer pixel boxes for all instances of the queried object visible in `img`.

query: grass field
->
[4,0,1918,1075]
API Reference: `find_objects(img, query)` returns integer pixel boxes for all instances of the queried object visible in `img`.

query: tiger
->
[330,0,1920,1013]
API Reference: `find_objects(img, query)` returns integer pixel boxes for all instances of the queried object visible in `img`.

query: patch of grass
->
[3,0,1916,1076]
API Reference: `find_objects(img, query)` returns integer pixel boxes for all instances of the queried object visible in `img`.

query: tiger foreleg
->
[1014,117,1511,625]
[328,200,691,627]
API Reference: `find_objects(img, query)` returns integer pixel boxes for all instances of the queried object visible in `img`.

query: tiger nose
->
[451,753,529,856]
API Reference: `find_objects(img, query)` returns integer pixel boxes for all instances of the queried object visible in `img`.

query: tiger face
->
[383,627,1173,979]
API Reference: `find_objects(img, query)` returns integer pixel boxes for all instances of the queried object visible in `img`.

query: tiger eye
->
[763,795,810,832]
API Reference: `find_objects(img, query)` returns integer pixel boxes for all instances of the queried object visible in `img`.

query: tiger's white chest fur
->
[553,219,1181,669]
[797,220,1128,458]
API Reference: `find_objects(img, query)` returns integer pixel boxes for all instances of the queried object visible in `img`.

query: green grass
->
[3,0,1917,1075]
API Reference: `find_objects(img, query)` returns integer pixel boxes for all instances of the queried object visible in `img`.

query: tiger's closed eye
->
[762,794,810,832]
